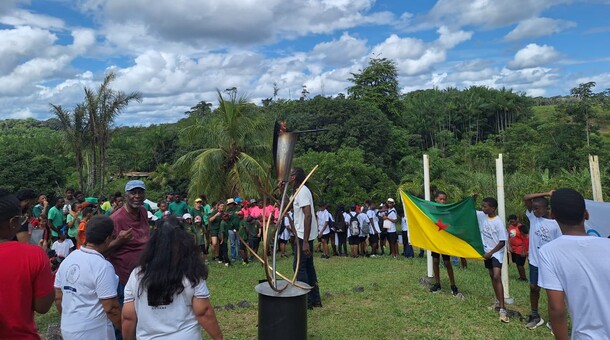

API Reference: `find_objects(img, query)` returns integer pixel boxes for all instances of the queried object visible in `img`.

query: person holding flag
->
[400,190,485,297]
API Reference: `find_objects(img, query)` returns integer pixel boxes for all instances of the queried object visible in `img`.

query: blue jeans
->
[114,281,126,340]
[402,231,414,257]
[293,238,321,307]
[229,229,240,260]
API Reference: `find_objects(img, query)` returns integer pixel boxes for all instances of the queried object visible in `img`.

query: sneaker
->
[224,263,230,267]
[370,254,376,257]
[546,322,554,335]
[450,285,459,296]
[430,284,441,293]
[499,309,510,323]
[526,315,544,329]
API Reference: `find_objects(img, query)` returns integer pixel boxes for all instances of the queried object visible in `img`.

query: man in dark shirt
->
[106,180,150,340]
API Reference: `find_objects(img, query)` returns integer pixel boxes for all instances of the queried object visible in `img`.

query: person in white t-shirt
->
[477,197,509,323]
[54,215,121,340]
[289,167,322,309]
[122,217,222,340]
[381,198,399,257]
[51,232,74,260]
[366,201,380,257]
[316,203,332,259]
[523,191,562,330]
[538,188,610,340]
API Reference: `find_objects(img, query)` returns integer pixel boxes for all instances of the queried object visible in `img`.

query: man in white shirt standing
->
[523,191,562,330]
[539,188,610,340]
[316,203,332,259]
[290,167,322,309]
[54,215,121,340]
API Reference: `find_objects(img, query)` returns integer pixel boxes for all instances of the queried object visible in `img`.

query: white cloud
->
[0,26,57,74]
[526,88,546,96]
[415,0,568,30]
[0,9,65,30]
[311,32,368,67]
[507,43,560,70]
[505,17,576,41]
[574,73,610,91]
[79,0,394,54]
[372,27,471,76]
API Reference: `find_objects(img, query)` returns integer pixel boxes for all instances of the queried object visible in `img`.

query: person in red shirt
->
[507,214,529,281]
[0,189,55,339]
[107,180,151,339]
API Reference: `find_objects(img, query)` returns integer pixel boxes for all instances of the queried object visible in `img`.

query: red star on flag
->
[436,219,449,231]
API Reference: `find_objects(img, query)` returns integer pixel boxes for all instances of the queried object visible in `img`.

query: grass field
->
[36,247,557,340]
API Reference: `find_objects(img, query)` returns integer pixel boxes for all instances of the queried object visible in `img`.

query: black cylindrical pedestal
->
[255,280,310,340]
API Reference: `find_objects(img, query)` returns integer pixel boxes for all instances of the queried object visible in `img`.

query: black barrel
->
[255,280,310,340]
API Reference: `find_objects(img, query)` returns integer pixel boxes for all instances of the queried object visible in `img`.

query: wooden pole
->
[496,154,513,304]
[589,155,603,202]
[423,154,433,278]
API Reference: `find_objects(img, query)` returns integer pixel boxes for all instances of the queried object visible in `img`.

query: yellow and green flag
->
[400,191,484,259]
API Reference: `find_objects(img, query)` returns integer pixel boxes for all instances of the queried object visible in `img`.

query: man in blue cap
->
[106,180,150,340]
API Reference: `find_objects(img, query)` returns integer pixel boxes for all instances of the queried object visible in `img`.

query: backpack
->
[360,215,370,235]
[335,216,346,233]
[349,212,360,236]
[327,215,335,231]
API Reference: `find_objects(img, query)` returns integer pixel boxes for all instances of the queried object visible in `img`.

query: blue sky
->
[0,0,609,125]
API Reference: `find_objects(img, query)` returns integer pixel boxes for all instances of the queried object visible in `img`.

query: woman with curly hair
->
[121,217,222,340]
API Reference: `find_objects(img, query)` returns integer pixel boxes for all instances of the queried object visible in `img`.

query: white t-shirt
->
[52,239,74,258]
[526,210,562,267]
[342,212,351,235]
[384,208,397,233]
[316,209,332,235]
[124,267,211,340]
[280,214,292,241]
[476,211,507,263]
[401,215,408,232]
[292,185,318,241]
[539,235,610,339]
[367,209,380,234]
[54,248,119,339]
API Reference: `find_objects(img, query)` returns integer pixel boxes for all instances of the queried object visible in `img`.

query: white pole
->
[423,154,433,278]
[496,154,513,304]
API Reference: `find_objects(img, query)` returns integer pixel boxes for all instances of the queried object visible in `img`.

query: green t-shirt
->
[219,220,230,239]
[47,206,64,237]
[201,204,211,225]
[100,201,111,212]
[66,214,80,238]
[154,210,163,219]
[246,220,260,239]
[190,223,206,245]
[238,220,248,240]
[33,204,46,218]
[168,201,189,216]
[208,211,221,234]
[189,206,206,221]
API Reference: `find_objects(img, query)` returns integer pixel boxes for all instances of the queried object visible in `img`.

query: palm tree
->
[50,103,87,191]
[83,72,142,192]
[175,90,271,200]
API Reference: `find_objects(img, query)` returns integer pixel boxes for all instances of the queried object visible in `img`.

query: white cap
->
[182,213,193,220]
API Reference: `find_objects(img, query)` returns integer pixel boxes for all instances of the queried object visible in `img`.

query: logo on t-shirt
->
[66,264,80,284]
[535,224,555,246]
